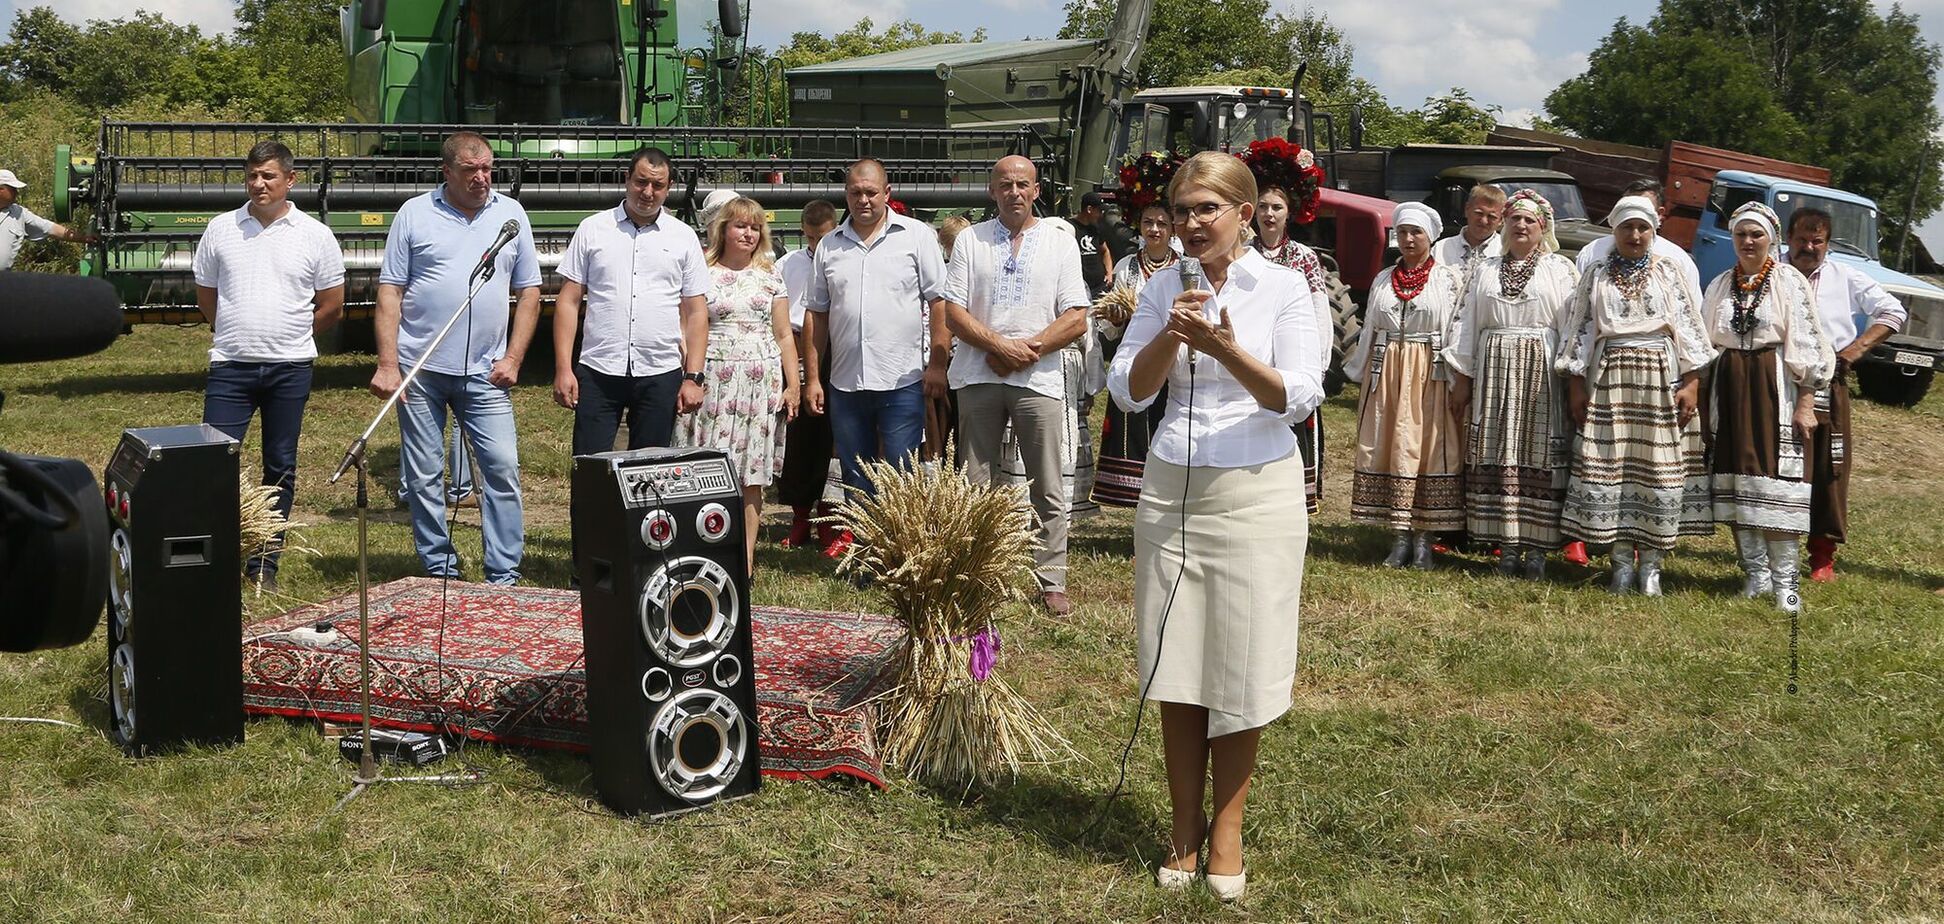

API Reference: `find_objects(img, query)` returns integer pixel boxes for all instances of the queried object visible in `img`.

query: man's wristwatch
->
[683,370,706,386]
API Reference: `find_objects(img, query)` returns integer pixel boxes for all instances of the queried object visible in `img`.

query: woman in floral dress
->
[676,196,801,576]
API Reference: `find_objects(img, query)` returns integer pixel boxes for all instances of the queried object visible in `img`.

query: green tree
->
[1058,0,1350,93]
[1406,87,1501,145]
[1546,3,1941,247]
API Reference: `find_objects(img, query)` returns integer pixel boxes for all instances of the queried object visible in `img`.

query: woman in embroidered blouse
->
[1254,183,1333,515]
[1556,195,1717,595]
[1106,152,1324,902]
[674,197,801,576]
[1343,201,1468,569]
[1444,189,1580,578]
[1093,201,1179,508]
[1701,202,1834,613]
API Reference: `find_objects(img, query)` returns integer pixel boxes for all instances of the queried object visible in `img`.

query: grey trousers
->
[958,382,1069,593]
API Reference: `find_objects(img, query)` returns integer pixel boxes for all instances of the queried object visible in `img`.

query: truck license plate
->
[1893,350,1936,369]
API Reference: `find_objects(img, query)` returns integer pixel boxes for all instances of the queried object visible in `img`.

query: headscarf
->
[1606,195,1660,232]
[1501,188,1559,255]
[1730,201,1782,253]
[1392,201,1442,239]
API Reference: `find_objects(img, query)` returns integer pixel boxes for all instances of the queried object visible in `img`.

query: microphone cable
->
[1080,330,1198,845]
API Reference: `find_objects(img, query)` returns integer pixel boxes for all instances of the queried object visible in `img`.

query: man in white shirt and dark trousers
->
[192,141,346,593]
[552,146,709,455]
[775,198,842,551]
[1787,206,1908,583]
[801,160,951,550]
[941,157,1092,615]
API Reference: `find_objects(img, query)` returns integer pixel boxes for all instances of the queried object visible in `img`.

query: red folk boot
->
[1807,536,1838,583]
[1563,541,1590,566]
[780,506,814,549]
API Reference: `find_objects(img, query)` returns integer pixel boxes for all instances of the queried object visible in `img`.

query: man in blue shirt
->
[372,130,542,585]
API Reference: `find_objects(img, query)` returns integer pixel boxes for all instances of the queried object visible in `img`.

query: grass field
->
[2,324,1941,922]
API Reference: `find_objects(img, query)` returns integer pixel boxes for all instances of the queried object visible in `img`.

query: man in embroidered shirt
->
[942,157,1092,615]
[0,168,95,271]
[801,159,950,523]
[1432,183,1505,272]
[775,199,842,550]
[1786,206,1908,583]
[192,140,345,593]
[372,131,542,586]
[552,146,708,456]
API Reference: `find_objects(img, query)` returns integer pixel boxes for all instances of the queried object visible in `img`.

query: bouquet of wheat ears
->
[825,444,1075,788]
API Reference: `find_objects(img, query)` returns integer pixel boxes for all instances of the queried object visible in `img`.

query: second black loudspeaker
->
[573,447,761,816]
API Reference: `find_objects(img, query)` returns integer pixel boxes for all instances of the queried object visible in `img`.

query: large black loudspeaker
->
[103,425,243,755]
[573,447,761,816]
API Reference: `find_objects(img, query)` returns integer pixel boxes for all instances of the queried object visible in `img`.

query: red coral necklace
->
[1391,257,1436,304]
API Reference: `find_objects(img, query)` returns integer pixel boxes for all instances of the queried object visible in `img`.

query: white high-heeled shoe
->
[1206,868,1247,902]
[1155,863,1196,891]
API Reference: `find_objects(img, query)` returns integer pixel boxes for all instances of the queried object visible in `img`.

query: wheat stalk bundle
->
[826,447,1074,788]
[237,475,315,594]
[1091,284,1139,326]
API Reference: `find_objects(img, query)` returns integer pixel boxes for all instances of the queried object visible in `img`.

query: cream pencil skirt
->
[1134,452,1307,738]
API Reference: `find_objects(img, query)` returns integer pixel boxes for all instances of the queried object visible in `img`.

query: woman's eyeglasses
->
[1169,202,1240,224]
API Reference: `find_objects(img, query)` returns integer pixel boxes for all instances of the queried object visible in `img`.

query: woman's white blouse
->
[1701,262,1835,390]
[1106,249,1324,469]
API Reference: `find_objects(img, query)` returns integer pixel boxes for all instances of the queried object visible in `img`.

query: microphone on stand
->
[470,219,522,281]
[1178,256,1206,366]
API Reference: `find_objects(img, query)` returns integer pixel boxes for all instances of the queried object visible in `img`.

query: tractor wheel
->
[1855,362,1934,407]
[1323,271,1360,397]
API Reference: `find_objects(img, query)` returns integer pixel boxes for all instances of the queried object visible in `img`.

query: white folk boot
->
[1382,531,1410,568]
[1768,538,1803,614]
[1735,529,1772,599]
[1608,541,1636,594]
[1637,547,1665,597]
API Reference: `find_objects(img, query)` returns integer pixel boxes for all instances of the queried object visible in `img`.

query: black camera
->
[1,272,125,652]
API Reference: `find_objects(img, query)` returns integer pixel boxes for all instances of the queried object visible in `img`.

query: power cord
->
[1080,349,1196,843]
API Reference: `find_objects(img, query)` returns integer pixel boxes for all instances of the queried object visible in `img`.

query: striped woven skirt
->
[1295,411,1323,515]
[1559,338,1713,549]
[1465,329,1566,548]
[1350,338,1465,531]
[1710,346,1811,534]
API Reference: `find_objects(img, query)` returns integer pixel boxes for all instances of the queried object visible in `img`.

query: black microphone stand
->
[325,255,508,810]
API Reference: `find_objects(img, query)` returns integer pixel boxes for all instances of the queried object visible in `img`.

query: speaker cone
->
[110,643,137,743]
[647,688,748,801]
[638,556,739,667]
[109,527,133,631]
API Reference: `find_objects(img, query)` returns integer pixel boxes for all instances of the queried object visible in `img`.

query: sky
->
[7,0,1944,250]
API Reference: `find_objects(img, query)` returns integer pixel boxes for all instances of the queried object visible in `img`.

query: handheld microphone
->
[1177,256,1205,365]
[0,273,123,365]
[471,219,522,280]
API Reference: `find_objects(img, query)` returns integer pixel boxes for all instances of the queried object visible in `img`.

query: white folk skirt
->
[1134,453,1307,738]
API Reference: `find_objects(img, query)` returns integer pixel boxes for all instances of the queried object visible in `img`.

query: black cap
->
[1080,192,1104,209]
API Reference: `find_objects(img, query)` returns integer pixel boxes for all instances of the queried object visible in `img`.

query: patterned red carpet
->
[242,577,905,787]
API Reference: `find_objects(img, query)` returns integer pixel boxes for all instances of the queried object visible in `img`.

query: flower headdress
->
[1116,150,1185,212]
[1239,137,1326,225]
[1501,188,1560,255]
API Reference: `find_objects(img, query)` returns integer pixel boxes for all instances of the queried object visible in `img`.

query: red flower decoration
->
[1239,138,1326,225]
[1117,150,1186,212]
[888,198,911,216]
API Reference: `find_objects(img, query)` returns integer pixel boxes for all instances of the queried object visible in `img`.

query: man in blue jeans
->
[801,159,950,554]
[372,130,542,586]
[193,140,346,593]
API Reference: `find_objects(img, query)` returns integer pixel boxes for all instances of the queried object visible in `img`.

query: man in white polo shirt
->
[801,159,949,514]
[192,140,346,593]
[942,156,1092,615]
[0,168,95,271]
[552,146,709,455]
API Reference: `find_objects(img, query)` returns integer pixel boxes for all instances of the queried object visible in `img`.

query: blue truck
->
[1694,170,1943,406]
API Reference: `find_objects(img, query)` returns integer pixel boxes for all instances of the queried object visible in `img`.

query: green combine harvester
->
[53,0,1107,322]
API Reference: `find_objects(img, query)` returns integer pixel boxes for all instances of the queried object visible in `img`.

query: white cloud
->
[1314,0,1586,116]
[4,0,238,34]
[735,0,914,44]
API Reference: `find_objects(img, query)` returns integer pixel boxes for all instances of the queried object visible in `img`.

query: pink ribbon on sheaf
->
[967,628,1001,682]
